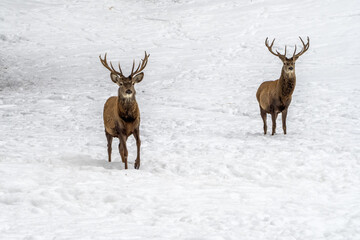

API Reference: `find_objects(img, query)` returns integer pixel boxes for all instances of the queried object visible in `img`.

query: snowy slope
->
[0,0,359,239]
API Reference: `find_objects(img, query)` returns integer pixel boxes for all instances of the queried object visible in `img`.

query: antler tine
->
[99,53,122,76]
[265,37,275,48]
[265,37,285,58]
[299,36,310,48]
[118,62,123,76]
[131,60,135,76]
[277,45,287,57]
[139,52,149,70]
[131,59,142,77]
[293,36,310,59]
[99,53,105,66]
[110,62,119,73]
[130,51,150,77]
[140,52,150,72]
[292,45,297,59]
[99,53,112,72]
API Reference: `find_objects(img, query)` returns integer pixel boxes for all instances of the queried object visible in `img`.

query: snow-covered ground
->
[1,0,359,239]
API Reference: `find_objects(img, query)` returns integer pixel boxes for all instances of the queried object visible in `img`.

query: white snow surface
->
[1,0,360,239]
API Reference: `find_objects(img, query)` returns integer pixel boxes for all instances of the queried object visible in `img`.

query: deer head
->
[99,52,150,100]
[265,37,310,76]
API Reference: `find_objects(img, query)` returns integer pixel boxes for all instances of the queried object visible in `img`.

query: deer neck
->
[278,69,296,98]
[117,96,138,122]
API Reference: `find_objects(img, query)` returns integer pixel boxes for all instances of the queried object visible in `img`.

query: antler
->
[292,36,310,59]
[265,37,287,59]
[99,53,124,77]
[130,51,150,77]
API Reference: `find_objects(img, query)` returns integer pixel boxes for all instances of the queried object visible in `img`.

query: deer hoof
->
[134,162,140,169]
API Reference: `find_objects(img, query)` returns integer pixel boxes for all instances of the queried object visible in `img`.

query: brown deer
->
[99,52,150,169]
[256,37,309,135]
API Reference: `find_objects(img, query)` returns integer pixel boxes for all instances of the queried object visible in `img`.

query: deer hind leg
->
[282,108,288,134]
[133,127,141,170]
[271,112,278,135]
[260,106,267,135]
[105,131,113,162]
[119,134,128,169]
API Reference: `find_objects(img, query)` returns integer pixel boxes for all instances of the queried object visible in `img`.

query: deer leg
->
[105,131,113,162]
[118,143,124,163]
[133,127,141,170]
[271,112,278,135]
[260,107,267,135]
[282,108,288,135]
[119,134,128,169]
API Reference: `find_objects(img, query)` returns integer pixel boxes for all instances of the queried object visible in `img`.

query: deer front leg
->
[133,127,141,170]
[271,112,278,135]
[119,134,128,169]
[105,131,113,162]
[282,108,288,135]
[260,106,267,135]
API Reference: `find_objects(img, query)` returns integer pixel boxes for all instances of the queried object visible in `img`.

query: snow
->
[0,0,359,239]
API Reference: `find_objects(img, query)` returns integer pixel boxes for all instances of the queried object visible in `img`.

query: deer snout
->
[125,89,132,94]
[289,67,293,70]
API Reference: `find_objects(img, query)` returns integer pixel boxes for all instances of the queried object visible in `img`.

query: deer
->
[256,37,309,135]
[99,52,150,169]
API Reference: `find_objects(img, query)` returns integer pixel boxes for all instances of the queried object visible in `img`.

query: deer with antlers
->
[256,37,309,135]
[99,52,150,169]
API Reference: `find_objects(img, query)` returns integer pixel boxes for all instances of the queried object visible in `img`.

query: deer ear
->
[110,73,120,84]
[133,73,144,83]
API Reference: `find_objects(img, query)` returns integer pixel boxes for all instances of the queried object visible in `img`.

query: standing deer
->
[99,52,150,169]
[256,37,309,135]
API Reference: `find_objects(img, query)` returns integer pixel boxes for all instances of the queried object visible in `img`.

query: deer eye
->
[119,82,123,86]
